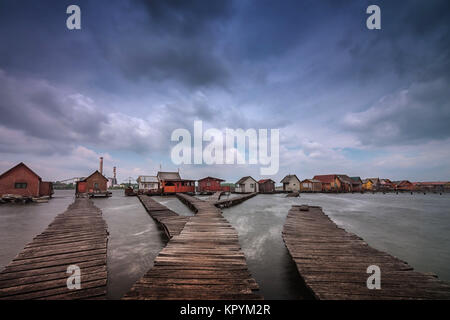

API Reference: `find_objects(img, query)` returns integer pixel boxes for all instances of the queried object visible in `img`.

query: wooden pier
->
[124,193,261,299]
[138,195,189,239]
[282,205,450,300]
[208,191,223,202]
[0,198,108,300]
[214,192,257,208]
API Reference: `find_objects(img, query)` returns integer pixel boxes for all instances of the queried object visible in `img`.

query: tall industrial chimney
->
[99,157,103,175]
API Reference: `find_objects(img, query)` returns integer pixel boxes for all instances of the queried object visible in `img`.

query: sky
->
[0,0,449,183]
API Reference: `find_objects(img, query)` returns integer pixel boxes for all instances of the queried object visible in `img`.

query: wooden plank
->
[124,193,261,300]
[282,204,450,300]
[0,197,108,300]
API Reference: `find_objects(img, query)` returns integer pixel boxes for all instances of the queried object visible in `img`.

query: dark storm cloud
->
[0,71,107,147]
[335,0,450,146]
[0,0,450,177]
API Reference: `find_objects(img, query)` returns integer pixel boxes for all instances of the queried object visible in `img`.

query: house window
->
[15,182,27,189]
[250,184,254,188]
[94,183,99,190]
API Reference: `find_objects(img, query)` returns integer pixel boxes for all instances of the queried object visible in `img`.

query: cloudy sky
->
[0,0,449,183]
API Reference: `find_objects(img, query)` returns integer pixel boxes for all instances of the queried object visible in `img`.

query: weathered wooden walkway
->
[138,195,189,239]
[208,191,223,202]
[0,198,108,300]
[124,193,261,299]
[214,192,257,208]
[282,205,450,300]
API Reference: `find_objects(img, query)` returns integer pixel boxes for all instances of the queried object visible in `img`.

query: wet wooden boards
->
[214,193,257,208]
[0,198,108,300]
[123,193,261,299]
[282,205,450,300]
[138,195,189,239]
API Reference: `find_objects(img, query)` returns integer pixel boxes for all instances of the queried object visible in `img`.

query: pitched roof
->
[236,176,257,184]
[258,179,275,184]
[350,176,362,183]
[0,162,42,181]
[336,175,353,185]
[415,181,448,186]
[198,176,225,182]
[301,179,322,183]
[313,175,338,184]
[280,174,300,183]
[79,170,108,182]
[137,176,158,183]
[157,171,181,181]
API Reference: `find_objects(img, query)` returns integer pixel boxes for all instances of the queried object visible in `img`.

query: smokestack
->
[99,157,103,175]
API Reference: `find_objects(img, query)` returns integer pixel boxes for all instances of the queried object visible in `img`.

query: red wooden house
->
[258,179,275,193]
[76,170,110,197]
[157,171,195,194]
[197,176,227,192]
[0,162,53,198]
[393,180,415,191]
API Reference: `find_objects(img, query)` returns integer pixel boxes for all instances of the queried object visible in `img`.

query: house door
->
[78,182,87,193]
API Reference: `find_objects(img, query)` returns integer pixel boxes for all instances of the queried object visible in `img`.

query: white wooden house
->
[235,176,259,193]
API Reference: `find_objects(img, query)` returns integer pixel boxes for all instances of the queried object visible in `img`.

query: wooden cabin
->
[414,182,447,193]
[137,176,159,194]
[0,162,53,198]
[313,175,342,192]
[280,174,301,192]
[393,180,415,191]
[379,179,394,192]
[157,171,195,194]
[258,179,275,193]
[235,176,259,193]
[300,179,322,192]
[362,178,380,191]
[350,177,363,192]
[76,170,110,197]
[198,176,225,192]
[336,175,353,192]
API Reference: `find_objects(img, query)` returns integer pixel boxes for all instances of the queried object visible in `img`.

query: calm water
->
[1,190,449,299]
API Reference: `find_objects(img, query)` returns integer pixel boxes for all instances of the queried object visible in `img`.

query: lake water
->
[0,190,449,299]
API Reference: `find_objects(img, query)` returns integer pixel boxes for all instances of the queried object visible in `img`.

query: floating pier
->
[208,191,224,202]
[282,205,450,299]
[0,198,108,300]
[124,193,261,300]
[138,195,189,239]
[214,192,257,208]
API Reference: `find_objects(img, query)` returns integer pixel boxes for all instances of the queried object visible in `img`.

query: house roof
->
[280,174,300,183]
[198,176,225,182]
[363,178,380,184]
[302,179,322,183]
[350,176,363,183]
[0,162,42,181]
[137,176,158,183]
[157,171,181,181]
[313,175,338,184]
[336,175,353,185]
[415,181,448,186]
[258,179,275,184]
[236,176,257,184]
[79,170,108,182]
[393,180,412,185]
